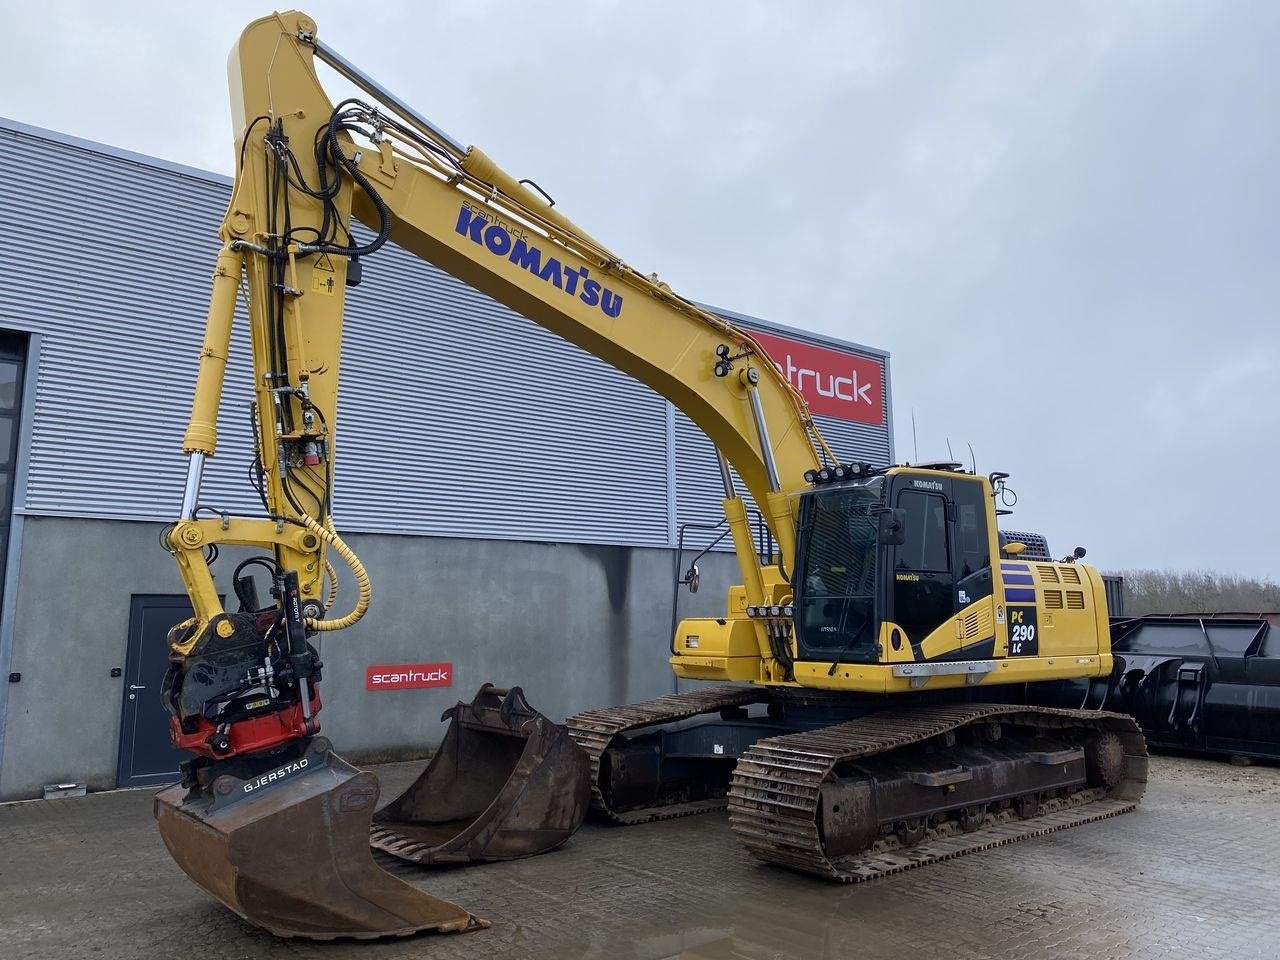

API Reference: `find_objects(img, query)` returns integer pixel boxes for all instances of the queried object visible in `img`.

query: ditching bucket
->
[154,737,487,940]
[370,684,590,864]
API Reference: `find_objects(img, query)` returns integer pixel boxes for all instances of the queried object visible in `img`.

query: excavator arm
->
[154,10,841,940]
[167,9,835,733]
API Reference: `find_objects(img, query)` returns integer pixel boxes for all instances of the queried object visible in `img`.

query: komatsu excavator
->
[157,10,1148,940]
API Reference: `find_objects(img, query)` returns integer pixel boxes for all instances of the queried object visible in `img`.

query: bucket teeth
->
[370,683,591,864]
[154,737,487,940]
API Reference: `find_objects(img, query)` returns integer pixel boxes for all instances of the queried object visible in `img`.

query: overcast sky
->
[6,1,1278,579]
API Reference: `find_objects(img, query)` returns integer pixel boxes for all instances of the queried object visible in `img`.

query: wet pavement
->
[2,753,1278,959]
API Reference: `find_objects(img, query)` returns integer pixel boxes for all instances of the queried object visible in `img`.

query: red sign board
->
[750,331,884,425]
[365,663,453,691]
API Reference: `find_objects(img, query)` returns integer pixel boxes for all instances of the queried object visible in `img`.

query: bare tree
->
[1106,569,1280,616]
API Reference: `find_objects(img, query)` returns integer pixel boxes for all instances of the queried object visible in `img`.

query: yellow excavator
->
[157,10,1147,940]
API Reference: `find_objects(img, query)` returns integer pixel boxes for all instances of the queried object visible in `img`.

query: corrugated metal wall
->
[0,119,890,548]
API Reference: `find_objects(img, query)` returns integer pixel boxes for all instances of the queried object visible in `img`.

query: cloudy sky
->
[6,1,1278,579]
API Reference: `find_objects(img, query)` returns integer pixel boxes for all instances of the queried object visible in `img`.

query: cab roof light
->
[807,462,875,486]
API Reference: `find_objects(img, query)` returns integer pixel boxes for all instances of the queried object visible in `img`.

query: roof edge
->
[0,115,888,363]
[696,300,890,361]
[0,115,232,188]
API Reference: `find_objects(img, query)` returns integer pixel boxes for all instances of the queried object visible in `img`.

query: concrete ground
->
[1,754,1277,960]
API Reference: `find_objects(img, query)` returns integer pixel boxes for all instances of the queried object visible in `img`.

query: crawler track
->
[728,703,1147,882]
[566,685,771,823]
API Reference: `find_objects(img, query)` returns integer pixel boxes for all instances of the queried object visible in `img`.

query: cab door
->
[950,476,994,611]
[889,484,954,645]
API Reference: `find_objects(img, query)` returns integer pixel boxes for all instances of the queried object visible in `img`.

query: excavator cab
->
[792,465,999,663]
[672,464,1110,689]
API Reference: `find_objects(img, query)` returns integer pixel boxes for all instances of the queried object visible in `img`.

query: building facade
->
[0,118,893,800]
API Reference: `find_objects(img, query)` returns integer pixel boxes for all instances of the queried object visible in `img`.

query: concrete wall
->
[0,516,741,800]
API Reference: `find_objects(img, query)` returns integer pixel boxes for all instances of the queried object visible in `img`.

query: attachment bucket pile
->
[154,736,486,940]
[370,683,591,864]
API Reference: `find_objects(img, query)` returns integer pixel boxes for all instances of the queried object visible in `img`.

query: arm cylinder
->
[716,452,737,499]
[181,247,244,455]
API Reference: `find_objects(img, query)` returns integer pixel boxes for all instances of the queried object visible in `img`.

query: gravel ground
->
[2,753,1278,960]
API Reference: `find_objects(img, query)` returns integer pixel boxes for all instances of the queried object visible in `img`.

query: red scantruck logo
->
[751,331,884,425]
[365,663,453,691]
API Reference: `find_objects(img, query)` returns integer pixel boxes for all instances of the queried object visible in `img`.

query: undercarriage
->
[567,686,1147,880]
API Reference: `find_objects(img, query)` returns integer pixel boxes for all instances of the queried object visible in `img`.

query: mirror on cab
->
[683,563,701,594]
[877,507,907,545]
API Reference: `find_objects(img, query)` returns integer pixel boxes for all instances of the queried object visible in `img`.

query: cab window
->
[952,479,990,579]
[895,491,948,571]
[892,488,953,644]
[793,484,881,661]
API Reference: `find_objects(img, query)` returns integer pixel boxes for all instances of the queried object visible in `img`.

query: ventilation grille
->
[1000,529,1052,561]
[1045,590,1064,609]
[1061,567,1081,585]
[1066,591,1086,610]
[957,604,993,641]
[1037,565,1060,583]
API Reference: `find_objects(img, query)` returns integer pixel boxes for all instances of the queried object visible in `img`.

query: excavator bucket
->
[154,737,487,940]
[370,684,590,864]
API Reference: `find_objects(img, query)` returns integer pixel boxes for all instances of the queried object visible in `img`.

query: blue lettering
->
[456,206,621,318]
[455,206,487,244]
[563,266,587,296]
[483,224,512,256]
[509,238,541,273]
[538,257,564,289]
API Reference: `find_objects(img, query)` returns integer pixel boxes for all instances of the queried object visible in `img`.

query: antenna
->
[911,409,918,462]
[946,438,954,461]
[967,442,976,474]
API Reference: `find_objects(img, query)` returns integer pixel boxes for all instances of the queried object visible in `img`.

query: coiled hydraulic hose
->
[323,555,339,610]
[298,512,369,631]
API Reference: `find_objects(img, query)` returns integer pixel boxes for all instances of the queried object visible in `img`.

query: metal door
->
[0,332,26,621]
[116,595,193,787]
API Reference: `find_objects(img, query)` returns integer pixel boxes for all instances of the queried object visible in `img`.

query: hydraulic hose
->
[298,512,370,631]
[323,554,339,610]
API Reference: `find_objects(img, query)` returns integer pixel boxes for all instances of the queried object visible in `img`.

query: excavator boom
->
[159,10,832,939]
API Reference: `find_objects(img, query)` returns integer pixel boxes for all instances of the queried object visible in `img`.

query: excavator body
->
[570,466,1147,878]
[158,9,1151,940]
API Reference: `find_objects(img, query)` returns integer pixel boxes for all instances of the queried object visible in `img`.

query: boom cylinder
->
[179,452,205,520]
[746,384,781,493]
[181,247,244,456]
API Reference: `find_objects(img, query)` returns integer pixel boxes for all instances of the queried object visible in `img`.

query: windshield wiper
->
[826,608,870,676]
